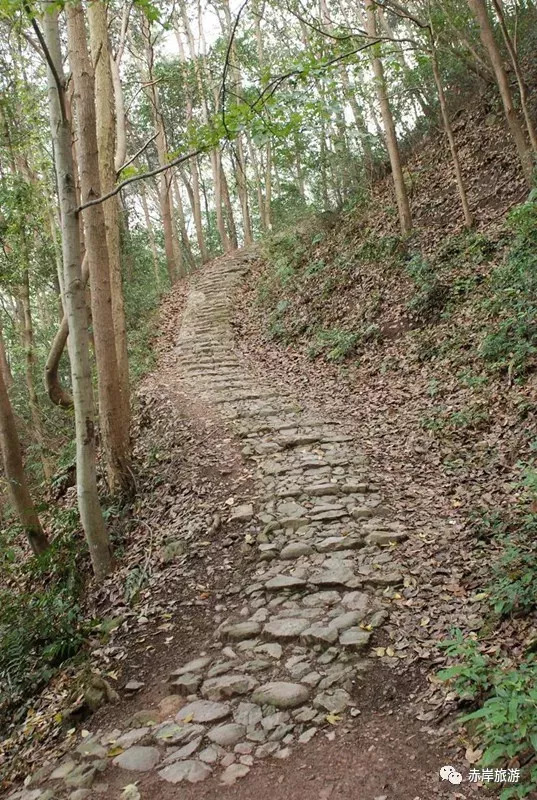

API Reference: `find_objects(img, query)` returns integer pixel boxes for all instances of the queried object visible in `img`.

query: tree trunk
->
[431,50,474,228]
[141,184,161,286]
[66,1,131,495]
[42,2,111,579]
[0,329,48,555]
[141,15,178,282]
[467,0,533,184]
[490,0,537,154]
[16,270,52,480]
[364,0,412,234]
[0,316,13,389]
[221,163,238,249]
[88,0,130,445]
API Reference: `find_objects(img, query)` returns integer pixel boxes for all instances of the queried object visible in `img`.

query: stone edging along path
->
[13,252,414,798]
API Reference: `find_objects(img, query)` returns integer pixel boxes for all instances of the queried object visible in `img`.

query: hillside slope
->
[235,93,537,791]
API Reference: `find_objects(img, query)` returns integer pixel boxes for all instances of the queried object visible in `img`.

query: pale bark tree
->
[88,0,131,443]
[467,0,533,184]
[0,316,12,389]
[140,183,161,286]
[42,2,111,579]
[175,19,208,262]
[364,0,412,234]
[66,1,131,494]
[15,270,51,480]
[141,14,180,281]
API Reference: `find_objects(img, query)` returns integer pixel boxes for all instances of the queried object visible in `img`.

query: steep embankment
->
[234,95,537,782]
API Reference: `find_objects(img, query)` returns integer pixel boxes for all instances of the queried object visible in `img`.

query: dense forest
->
[1,0,537,797]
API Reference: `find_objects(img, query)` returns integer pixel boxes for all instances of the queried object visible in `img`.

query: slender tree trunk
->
[0,316,12,389]
[431,49,474,228]
[247,133,267,231]
[42,3,111,579]
[141,15,178,282]
[490,0,537,154]
[172,173,195,272]
[66,1,130,495]
[16,270,52,480]
[467,0,533,183]
[364,0,412,234]
[221,164,238,249]
[88,0,130,446]
[265,140,272,230]
[141,184,161,286]
[0,329,48,554]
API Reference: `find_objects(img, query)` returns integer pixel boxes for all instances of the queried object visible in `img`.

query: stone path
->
[13,253,411,799]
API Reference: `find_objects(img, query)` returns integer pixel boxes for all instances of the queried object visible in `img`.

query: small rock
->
[177,700,230,723]
[201,673,257,701]
[280,542,313,559]
[230,503,254,521]
[265,575,307,591]
[207,723,246,746]
[252,682,310,709]
[158,760,212,784]
[124,680,144,693]
[170,656,212,677]
[233,702,263,727]
[113,746,161,772]
[314,689,351,713]
[221,763,250,785]
[221,621,261,640]
[263,618,310,640]
[299,727,317,744]
[339,628,371,650]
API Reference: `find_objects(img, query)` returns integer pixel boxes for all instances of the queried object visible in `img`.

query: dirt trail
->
[9,252,484,800]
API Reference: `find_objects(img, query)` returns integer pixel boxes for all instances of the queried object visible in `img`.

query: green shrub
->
[405,254,450,321]
[480,198,537,378]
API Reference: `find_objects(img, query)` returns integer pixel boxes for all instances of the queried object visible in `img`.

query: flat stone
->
[230,503,254,521]
[310,508,346,522]
[261,711,289,730]
[161,737,202,765]
[154,723,204,744]
[280,542,314,559]
[170,656,212,677]
[309,566,356,587]
[170,673,201,695]
[301,623,338,645]
[265,575,307,591]
[317,537,353,553]
[207,723,246,746]
[220,763,250,785]
[302,591,341,607]
[263,617,310,640]
[198,745,224,763]
[329,611,365,630]
[113,746,161,772]
[70,790,92,800]
[125,680,144,693]
[201,673,257,701]
[128,709,158,727]
[299,727,317,743]
[255,642,283,659]
[177,700,231,723]
[158,695,185,718]
[277,501,307,517]
[252,682,310,709]
[314,689,351,713]
[233,702,263,727]
[234,741,253,754]
[307,483,340,496]
[341,591,370,612]
[114,728,149,748]
[158,760,212,784]
[221,621,262,640]
[255,741,280,758]
[64,764,100,789]
[351,507,373,519]
[339,628,372,650]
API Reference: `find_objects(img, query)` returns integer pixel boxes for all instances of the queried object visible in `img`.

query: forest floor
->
[3,249,496,800]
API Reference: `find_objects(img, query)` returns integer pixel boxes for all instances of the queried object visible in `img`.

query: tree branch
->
[116,132,158,177]
[77,145,208,211]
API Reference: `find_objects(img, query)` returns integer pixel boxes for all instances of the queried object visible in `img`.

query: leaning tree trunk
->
[0,332,48,555]
[364,0,412,234]
[431,48,474,228]
[467,0,533,184]
[42,2,111,579]
[66,1,131,495]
